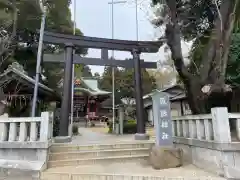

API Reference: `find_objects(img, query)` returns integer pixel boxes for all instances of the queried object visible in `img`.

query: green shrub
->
[107,121,113,133]
[107,120,119,133]
[90,122,95,127]
[53,116,60,137]
[72,124,79,135]
[123,119,137,134]
[107,119,137,134]
[126,119,136,124]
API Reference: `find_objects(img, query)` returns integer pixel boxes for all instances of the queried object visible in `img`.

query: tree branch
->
[199,0,234,83]
[220,0,239,83]
[0,0,17,59]
[165,0,193,81]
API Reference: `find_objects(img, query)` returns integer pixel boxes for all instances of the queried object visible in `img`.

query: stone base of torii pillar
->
[54,136,72,143]
[134,133,150,140]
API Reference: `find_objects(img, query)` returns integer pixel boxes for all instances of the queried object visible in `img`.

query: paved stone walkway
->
[71,127,143,145]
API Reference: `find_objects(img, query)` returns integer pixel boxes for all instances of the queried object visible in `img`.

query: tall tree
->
[152,0,240,114]
[226,27,240,87]
[119,58,156,98]
[0,0,19,71]
[0,0,86,90]
[93,72,101,79]
[100,66,156,100]
[74,64,92,78]
[82,65,92,77]
[0,0,86,114]
[99,66,122,92]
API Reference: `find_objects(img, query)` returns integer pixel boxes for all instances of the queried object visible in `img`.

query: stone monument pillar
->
[149,90,182,170]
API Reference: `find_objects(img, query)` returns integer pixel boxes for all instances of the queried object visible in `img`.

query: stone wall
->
[172,107,240,179]
[0,112,53,177]
[174,138,240,177]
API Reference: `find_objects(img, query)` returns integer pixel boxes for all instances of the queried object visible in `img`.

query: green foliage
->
[72,124,79,135]
[93,72,101,79]
[99,64,156,102]
[190,29,240,87]
[82,65,93,77]
[119,68,156,99]
[153,0,240,83]
[99,66,121,91]
[74,64,92,79]
[53,116,60,137]
[41,1,86,90]
[152,0,217,40]
[108,121,113,133]
[0,0,87,92]
[123,119,137,134]
[99,66,124,105]
[151,0,240,113]
[227,32,240,86]
[0,0,88,116]
[74,64,84,77]
[107,119,137,134]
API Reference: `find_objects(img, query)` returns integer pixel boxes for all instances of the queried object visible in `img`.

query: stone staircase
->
[47,141,153,168]
[41,141,226,180]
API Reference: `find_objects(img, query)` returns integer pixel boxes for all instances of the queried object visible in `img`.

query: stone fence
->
[172,107,240,179]
[0,112,53,175]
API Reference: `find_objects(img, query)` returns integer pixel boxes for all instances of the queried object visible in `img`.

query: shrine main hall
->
[72,77,111,122]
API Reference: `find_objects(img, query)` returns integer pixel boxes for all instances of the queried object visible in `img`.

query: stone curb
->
[42,172,226,180]
[49,147,149,161]
[50,142,154,153]
[48,154,148,168]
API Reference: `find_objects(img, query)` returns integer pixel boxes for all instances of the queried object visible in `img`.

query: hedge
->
[108,119,137,134]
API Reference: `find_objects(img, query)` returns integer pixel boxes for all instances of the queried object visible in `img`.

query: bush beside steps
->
[72,124,79,135]
[108,119,137,134]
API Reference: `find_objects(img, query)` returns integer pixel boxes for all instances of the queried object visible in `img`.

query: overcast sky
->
[69,0,191,74]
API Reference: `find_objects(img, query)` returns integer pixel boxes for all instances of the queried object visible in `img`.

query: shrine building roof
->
[0,63,61,101]
[142,84,185,101]
[74,77,111,96]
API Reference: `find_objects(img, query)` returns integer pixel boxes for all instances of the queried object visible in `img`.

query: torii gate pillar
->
[132,49,149,140]
[59,44,74,136]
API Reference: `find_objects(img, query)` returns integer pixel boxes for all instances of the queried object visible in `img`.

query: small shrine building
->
[0,63,61,117]
[73,77,111,121]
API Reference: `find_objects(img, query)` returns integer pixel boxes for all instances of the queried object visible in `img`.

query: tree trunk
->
[0,88,7,115]
[185,79,232,114]
[198,0,237,111]
[165,0,238,114]
[0,102,6,115]
[184,79,207,114]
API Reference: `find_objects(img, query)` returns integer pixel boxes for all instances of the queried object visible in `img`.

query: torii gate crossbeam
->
[43,51,157,68]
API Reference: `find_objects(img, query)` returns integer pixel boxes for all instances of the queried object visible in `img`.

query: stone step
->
[47,154,148,168]
[41,163,226,180]
[41,173,226,180]
[50,142,154,153]
[49,148,149,161]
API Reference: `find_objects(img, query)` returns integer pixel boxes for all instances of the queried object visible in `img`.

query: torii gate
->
[42,30,163,140]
